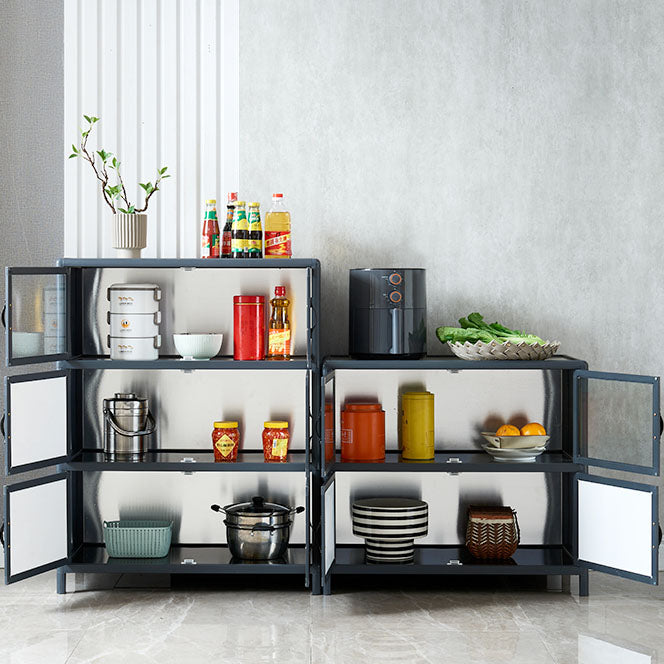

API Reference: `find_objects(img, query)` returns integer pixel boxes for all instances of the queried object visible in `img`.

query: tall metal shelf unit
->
[320,356,661,595]
[2,259,321,593]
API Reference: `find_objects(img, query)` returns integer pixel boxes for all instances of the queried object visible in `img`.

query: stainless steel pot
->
[210,496,304,560]
[103,392,156,460]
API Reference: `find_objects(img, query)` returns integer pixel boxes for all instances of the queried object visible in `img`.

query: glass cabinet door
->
[573,370,660,475]
[5,267,70,365]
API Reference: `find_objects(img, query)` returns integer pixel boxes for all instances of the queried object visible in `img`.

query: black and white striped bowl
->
[352,498,428,563]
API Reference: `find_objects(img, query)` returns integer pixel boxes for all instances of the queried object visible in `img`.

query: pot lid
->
[223,496,290,516]
[108,283,161,291]
[103,392,148,406]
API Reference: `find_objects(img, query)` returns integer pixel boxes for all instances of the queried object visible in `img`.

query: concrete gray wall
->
[0,0,64,528]
[240,0,664,563]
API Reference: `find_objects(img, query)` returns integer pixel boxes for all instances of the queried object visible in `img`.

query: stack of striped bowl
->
[352,498,428,563]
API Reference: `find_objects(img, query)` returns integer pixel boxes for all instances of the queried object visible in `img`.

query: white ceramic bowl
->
[173,333,223,360]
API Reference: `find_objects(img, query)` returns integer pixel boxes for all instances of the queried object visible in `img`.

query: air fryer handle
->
[390,308,404,355]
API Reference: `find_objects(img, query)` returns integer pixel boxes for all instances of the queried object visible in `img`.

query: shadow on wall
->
[319,233,427,356]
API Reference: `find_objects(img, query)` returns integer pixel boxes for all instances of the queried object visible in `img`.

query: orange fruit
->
[496,424,521,436]
[520,422,546,436]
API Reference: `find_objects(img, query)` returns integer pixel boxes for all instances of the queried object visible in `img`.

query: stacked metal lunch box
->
[107,283,162,360]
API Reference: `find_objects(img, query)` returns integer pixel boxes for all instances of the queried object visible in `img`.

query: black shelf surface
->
[60,356,311,370]
[324,450,583,475]
[63,450,308,471]
[323,355,587,372]
[330,545,577,575]
[59,257,320,269]
[66,544,307,574]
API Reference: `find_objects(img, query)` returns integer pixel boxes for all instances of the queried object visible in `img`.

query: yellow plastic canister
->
[401,391,435,460]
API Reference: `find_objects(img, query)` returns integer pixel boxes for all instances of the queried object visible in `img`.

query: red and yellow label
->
[265,231,291,257]
[268,328,291,356]
[214,434,235,458]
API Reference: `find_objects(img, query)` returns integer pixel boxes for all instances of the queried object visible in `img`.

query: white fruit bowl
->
[173,333,223,360]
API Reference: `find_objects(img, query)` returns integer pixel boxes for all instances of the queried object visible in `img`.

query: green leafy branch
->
[69,115,170,214]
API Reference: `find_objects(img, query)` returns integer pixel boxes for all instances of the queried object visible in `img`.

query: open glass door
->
[5,371,70,474]
[4,473,69,583]
[321,475,335,594]
[573,370,660,475]
[577,474,658,584]
[5,267,71,365]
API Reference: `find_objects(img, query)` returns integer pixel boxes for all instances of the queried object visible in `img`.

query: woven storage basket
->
[103,520,172,558]
[448,340,560,361]
[465,506,519,559]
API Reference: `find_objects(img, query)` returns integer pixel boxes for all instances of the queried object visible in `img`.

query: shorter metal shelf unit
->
[61,357,313,370]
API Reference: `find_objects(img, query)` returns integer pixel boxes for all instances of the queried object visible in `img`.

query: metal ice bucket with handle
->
[103,392,156,460]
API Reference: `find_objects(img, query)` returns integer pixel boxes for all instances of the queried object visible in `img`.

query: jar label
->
[215,434,236,457]
[272,436,289,457]
[341,429,352,445]
[268,329,291,356]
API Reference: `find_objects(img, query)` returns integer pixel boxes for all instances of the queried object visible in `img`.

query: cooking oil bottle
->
[264,193,291,258]
[268,286,291,360]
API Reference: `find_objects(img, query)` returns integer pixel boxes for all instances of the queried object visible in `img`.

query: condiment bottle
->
[247,202,263,258]
[222,192,237,258]
[201,199,219,258]
[231,201,248,258]
[212,421,240,462]
[267,286,291,360]
[262,421,289,462]
[264,193,291,258]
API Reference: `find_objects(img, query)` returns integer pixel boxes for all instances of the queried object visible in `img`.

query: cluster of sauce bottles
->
[201,193,291,259]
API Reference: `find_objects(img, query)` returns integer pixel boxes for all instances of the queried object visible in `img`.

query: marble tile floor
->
[0,572,663,663]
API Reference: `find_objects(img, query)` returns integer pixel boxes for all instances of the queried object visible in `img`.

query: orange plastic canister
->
[340,403,385,462]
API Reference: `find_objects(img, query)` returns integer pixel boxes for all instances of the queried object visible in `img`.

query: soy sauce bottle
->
[247,202,263,258]
[231,201,248,258]
[222,192,237,258]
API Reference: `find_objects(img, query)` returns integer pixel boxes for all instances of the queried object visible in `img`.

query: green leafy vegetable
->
[436,313,547,346]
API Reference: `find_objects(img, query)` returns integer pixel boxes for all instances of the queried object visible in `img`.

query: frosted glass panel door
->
[578,474,658,583]
[5,371,69,474]
[4,474,69,583]
[574,370,660,475]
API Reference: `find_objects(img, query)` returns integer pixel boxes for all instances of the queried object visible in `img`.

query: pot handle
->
[103,407,157,437]
[210,504,226,515]
[290,506,305,517]
[251,523,277,533]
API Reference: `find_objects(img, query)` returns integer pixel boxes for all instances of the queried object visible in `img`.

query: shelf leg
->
[56,569,66,595]
[579,570,589,597]
[311,565,322,595]
[323,575,332,596]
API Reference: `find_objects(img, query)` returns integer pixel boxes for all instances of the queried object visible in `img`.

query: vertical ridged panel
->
[64,0,239,258]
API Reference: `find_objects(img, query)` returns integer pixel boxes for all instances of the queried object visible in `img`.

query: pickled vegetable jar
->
[262,421,289,462]
[212,421,240,462]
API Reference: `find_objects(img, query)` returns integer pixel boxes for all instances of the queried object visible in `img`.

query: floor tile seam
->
[529,629,564,664]
[62,626,88,664]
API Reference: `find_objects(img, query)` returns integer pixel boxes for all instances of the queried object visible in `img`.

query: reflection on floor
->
[0,572,661,663]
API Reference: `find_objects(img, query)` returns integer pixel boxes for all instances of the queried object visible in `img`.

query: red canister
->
[233,295,265,360]
[340,403,385,462]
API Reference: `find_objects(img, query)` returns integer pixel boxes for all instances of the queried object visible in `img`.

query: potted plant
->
[69,115,170,258]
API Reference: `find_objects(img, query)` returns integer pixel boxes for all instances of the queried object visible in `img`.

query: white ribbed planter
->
[113,213,147,258]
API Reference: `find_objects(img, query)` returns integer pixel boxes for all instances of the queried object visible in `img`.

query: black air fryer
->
[349,268,427,359]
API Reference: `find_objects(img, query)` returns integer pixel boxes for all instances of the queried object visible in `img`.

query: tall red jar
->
[233,295,265,360]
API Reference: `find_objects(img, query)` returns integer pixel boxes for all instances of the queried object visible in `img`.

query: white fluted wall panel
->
[64,0,239,258]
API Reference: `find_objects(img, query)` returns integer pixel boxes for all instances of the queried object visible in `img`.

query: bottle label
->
[248,238,262,253]
[268,328,291,356]
[265,231,291,257]
[215,434,236,457]
[222,231,232,256]
[271,436,289,458]
[202,233,219,258]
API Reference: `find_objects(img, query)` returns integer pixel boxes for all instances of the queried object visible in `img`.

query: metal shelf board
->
[58,258,320,269]
[65,544,307,574]
[60,356,311,370]
[330,545,577,575]
[63,450,308,472]
[323,355,588,373]
[324,451,584,477]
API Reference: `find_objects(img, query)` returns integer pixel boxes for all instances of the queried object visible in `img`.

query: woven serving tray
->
[448,339,560,361]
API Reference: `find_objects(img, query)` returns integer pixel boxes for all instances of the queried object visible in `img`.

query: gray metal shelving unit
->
[1,258,321,592]
[320,356,661,595]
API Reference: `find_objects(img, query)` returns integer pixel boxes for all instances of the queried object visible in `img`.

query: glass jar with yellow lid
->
[262,421,289,462]
[212,421,240,462]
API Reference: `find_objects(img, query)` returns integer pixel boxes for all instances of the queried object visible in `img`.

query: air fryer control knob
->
[389,273,402,285]
[389,291,402,303]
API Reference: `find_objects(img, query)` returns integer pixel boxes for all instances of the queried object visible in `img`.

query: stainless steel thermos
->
[103,392,156,460]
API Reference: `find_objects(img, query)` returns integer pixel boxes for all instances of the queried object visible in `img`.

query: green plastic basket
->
[103,520,173,558]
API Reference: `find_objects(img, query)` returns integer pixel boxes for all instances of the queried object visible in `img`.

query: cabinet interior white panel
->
[10,376,67,467]
[9,479,68,576]
[64,0,239,258]
[578,479,653,578]
[324,482,335,574]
